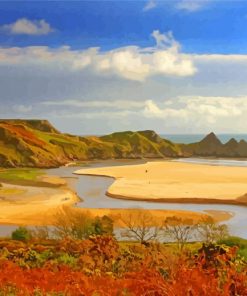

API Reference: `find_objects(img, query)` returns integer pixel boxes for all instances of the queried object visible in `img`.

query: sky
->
[1,0,247,135]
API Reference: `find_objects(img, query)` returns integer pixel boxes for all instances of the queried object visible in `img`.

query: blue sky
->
[2,1,247,53]
[1,1,247,134]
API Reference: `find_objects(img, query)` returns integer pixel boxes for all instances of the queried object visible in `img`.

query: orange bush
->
[0,237,246,295]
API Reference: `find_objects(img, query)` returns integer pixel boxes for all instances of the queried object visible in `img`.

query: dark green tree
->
[12,226,31,241]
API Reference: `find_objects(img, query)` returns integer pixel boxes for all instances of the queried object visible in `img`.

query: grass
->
[119,241,203,253]
[0,168,65,188]
[0,168,43,182]
[33,130,80,145]
[218,236,247,259]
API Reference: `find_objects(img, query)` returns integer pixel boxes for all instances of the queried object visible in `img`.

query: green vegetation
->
[1,120,247,168]
[218,236,247,259]
[0,168,50,187]
[11,227,32,241]
[0,168,43,182]
[3,209,246,295]
[0,231,244,295]
[53,206,114,239]
[0,120,183,168]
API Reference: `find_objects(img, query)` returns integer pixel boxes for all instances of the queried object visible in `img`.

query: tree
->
[162,216,195,251]
[53,206,95,239]
[120,210,160,244]
[93,215,114,235]
[53,206,114,239]
[11,226,31,241]
[196,216,229,244]
[30,226,52,240]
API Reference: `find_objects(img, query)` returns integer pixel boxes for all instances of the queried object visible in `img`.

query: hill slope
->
[0,120,182,167]
[1,120,247,168]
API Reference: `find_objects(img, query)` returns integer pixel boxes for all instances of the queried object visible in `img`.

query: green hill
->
[1,120,247,168]
[0,120,182,168]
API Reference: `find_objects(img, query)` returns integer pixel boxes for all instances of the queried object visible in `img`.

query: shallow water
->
[174,157,247,167]
[1,159,247,238]
[47,159,247,239]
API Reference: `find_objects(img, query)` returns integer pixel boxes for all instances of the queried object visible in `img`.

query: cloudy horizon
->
[1,1,247,135]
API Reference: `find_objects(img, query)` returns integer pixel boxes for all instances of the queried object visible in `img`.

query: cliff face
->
[0,120,247,168]
[0,120,182,167]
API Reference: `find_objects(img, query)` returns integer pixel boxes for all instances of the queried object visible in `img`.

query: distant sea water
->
[161,134,247,144]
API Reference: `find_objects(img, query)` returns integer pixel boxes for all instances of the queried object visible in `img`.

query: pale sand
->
[0,182,213,226]
[0,180,80,225]
[0,162,237,226]
[75,161,247,205]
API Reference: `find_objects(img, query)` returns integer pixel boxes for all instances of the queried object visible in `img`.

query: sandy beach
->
[0,180,213,226]
[75,161,247,205]
[0,177,80,225]
[0,162,238,226]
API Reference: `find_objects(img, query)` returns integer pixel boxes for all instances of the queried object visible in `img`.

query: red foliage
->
[1,123,46,147]
[0,238,246,295]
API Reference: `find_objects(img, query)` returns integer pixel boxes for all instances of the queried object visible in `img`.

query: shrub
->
[218,236,247,249]
[57,253,77,267]
[92,215,114,236]
[11,227,31,242]
[218,236,247,260]
[53,206,114,240]
[196,217,229,243]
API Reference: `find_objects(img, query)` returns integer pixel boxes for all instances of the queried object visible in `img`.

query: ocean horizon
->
[161,134,247,144]
[82,133,247,144]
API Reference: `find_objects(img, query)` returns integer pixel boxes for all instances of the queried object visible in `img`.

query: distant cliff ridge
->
[0,120,247,168]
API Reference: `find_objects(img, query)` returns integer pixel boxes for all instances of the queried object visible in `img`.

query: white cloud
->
[151,30,180,49]
[41,96,247,133]
[42,99,145,109]
[2,18,54,35]
[0,31,196,81]
[143,99,188,118]
[175,0,209,12]
[193,53,247,62]
[13,104,32,113]
[143,0,157,11]
[101,48,151,81]
[142,96,247,128]
[44,96,247,123]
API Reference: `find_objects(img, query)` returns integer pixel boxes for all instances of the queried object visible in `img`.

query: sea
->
[161,134,247,144]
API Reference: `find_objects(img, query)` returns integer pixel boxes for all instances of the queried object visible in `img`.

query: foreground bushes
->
[0,236,246,295]
[218,236,247,259]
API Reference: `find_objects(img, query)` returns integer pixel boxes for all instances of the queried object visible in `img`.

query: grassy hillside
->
[0,120,182,168]
[1,120,247,168]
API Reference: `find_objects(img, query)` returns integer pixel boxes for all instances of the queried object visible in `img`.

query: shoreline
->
[0,207,231,227]
[106,190,247,206]
[1,159,244,226]
[75,161,247,207]
[0,177,80,225]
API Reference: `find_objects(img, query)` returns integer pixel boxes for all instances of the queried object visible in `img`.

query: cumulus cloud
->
[38,96,247,134]
[0,30,196,81]
[43,96,247,124]
[142,96,246,127]
[2,18,54,35]
[143,0,157,11]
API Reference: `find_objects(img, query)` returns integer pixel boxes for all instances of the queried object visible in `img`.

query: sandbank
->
[0,179,79,225]
[75,161,247,206]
